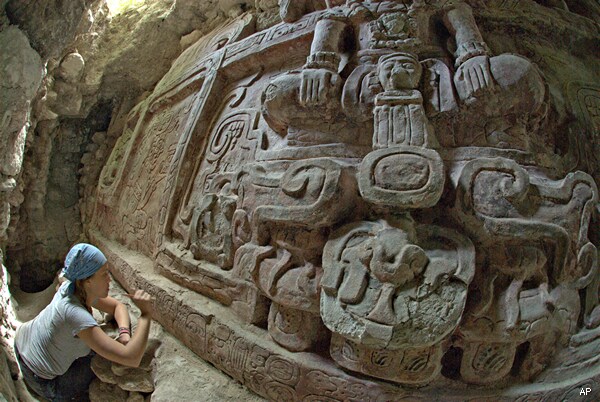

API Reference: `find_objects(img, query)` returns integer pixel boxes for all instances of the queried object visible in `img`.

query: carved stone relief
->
[92,1,600,399]
[322,219,475,384]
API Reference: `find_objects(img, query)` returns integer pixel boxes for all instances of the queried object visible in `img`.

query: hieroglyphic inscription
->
[118,94,194,255]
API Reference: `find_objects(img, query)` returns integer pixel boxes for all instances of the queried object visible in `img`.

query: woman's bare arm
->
[78,290,153,366]
[93,296,132,344]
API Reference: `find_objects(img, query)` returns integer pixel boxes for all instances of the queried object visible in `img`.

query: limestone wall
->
[0,1,277,399]
[88,0,600,400]
[1,0,599,400]
[2,0,280,288]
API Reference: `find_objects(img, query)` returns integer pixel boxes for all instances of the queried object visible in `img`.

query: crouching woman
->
[13,243,153,401]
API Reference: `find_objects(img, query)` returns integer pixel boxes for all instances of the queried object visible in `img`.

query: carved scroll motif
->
[322,219,475,347]
[109,93,198,255]
[239,158,358,351]
[578,87,600,133]
[455,157,598,284]
[174,110,257,251]
[454,157,599,383]
[568,83,600,179]
[206,111,255,165]
[460,342,517,384]
[92,0,600,396]
[267,302,327,353]
[188,192,237,268]
[156,17,257,251]
[330,336,443,385]
[99,104,144,192]
[180,111,258,269]
[249,158,357,231]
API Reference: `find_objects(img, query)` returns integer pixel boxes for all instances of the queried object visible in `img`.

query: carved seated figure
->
[372,52,437,148]
[261,17,371,155]
[265,0,547,153]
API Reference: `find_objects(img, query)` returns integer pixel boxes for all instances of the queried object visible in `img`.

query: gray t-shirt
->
[15,283,99,379]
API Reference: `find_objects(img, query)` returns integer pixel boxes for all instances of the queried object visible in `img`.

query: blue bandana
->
[60,243,107,296]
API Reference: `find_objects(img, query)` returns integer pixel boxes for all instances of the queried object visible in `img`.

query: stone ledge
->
[90,230,600,401]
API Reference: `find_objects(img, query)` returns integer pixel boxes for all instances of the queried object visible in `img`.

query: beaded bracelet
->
[118,327,131,337]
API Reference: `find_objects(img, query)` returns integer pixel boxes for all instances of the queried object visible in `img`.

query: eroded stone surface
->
[86,276,262,400]
[4,0,282,293]
[87,0,599,399]
[126,392,145,402]
[94,237,600,400]
[151,327,263,402]
[5,0,98,59]
[0,339,17,402]
[1,0,599,400]
[0,25,43,250]
[6,274,260,401]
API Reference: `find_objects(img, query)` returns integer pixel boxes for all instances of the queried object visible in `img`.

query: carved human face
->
[378,56,422,90]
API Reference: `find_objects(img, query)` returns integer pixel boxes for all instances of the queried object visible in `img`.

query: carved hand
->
[454,55,494,103]
[299,68,341,107]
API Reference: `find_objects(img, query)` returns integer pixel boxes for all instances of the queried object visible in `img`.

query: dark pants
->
[15,346,96,401]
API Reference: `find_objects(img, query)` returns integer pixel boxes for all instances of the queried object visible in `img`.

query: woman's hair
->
[74,279,91,312]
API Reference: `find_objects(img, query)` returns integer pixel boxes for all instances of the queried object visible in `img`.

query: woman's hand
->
[80,289,154,367]
[117,333,131,345]
[94,296,132,344]
[126,289,154,318]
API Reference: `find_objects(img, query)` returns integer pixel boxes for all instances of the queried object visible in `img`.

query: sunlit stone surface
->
[89,1,600,400]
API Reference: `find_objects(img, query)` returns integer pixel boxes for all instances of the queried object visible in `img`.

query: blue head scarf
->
[59,243,107,296]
